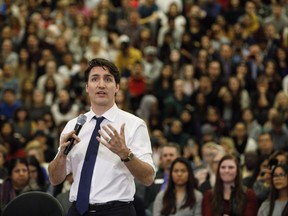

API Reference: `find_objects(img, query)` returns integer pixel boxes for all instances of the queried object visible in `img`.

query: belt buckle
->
[88,209,97,213]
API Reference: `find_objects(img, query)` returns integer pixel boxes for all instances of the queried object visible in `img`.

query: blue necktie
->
[76,116,105,215]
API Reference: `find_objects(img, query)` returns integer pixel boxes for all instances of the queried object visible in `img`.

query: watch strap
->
[121,150,133,162]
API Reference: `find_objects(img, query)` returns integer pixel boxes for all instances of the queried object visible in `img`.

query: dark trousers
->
[67,201,136,216]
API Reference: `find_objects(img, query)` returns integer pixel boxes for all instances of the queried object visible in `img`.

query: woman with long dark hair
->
[153,157,202,215]
[26,155,49,192]
[202,154,258,216]
[257,164,288,216]
[0,158,38,212]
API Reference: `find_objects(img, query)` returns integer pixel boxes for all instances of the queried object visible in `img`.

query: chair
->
[2,191,65,216]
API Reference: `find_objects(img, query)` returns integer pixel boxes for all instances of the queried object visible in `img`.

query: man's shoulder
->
[118,109,143,122]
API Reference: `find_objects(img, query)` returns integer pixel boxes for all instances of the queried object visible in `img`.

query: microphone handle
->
[64,137,75,155]
[63,124,82,155]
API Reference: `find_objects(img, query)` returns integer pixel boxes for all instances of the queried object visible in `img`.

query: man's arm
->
[98,123,155,186]
[48,130,78,185]
[48,153,67,185]
[120,150,155,186]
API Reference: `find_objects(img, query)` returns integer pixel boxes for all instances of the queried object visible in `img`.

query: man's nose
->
[19,170,26,175]
[98,78,105,86]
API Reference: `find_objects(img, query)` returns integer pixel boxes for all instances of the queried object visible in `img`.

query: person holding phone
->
[257,164,288,216]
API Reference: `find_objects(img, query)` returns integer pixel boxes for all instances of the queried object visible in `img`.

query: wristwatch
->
[121,150,134,162]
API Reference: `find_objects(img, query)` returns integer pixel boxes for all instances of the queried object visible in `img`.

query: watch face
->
[122,151,133,162]
[128,152,134,160]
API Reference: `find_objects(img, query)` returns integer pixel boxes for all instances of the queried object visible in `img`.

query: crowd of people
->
[0,0,288,215]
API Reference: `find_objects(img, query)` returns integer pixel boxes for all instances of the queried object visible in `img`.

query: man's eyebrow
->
[104,74,113,77]
[90,74,113,77]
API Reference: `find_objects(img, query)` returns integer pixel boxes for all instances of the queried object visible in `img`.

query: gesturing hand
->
[97,123,130,159]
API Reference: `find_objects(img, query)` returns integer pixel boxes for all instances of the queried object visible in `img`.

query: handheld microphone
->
[64,114,87,155]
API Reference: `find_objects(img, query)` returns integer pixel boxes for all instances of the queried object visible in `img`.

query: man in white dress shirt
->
[48,58,155,216]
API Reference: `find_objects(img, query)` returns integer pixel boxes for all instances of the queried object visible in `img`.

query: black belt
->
[74,201,131,212]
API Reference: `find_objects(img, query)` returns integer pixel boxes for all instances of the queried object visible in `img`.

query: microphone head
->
[77,114,87,125]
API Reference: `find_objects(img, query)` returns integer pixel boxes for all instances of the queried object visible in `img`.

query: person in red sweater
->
[202,154,258,216]
[128,61,146,112]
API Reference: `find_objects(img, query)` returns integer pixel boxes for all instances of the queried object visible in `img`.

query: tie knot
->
[94,116,105,124]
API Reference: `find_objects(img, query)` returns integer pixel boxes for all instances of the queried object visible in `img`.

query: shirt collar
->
[86,103,118,123]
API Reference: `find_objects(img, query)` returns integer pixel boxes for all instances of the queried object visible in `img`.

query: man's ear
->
[115,83,120,92]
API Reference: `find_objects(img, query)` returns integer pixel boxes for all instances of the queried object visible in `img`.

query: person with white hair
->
[194,142,226,193]
[84,36,110,61]
[141,46,163,83]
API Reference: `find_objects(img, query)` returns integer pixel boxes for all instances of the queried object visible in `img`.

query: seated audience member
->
[271,151,288,165]
[263,107,279,132]
[25,140,49,177]
[218,136,237,156]
[242,151,259,180]
[143,143,180,213]
[0,121,24,160]
[56,174,73,215]
[114,34,142,76]
[202,154,258,216]
[26,155,50,192]
[200,149,226,193]
[0,88,22,121]
[165,119,190,151]
[141,46,163,83]
[127,61,146,112]
[0,145,8,182]
[194,142,225,193]
[243,154,270,205]
[50,88,80,126]
[252,152,288,205]
[36,59,64,93]
[29,89,51,121]
[33,130,56,163]
[153,157,203,216]
[11,106,37,146]
[182,138,203,170]
[257,132,275,157]
[0,158,39,212]
[269,113,288,151]
[257,164,288,216]
[230,121,258,165]
[241,108,261,141]
[200,124,217,145]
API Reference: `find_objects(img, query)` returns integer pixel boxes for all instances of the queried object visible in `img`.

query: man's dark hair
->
[84,58,120,84]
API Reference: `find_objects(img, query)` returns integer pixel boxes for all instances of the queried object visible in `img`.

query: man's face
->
[3,91,16,105]
[45,61,56,75]
[86,67,119,110]
[258,134,273,153]
[208,62,221,79]
[234,123,246,138]
[161,147,178,170]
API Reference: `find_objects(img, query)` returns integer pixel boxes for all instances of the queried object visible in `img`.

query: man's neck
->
[92,103,114,116]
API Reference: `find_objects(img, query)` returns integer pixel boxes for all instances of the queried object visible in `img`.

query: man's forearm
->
[124,157,155,186]
[48,153,67,185]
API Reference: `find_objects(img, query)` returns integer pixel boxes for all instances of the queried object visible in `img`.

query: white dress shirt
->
[60,104,155,204]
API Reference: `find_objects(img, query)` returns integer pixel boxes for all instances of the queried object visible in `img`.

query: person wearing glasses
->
[257,164,288,216]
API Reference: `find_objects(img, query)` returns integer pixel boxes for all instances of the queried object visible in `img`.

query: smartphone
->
[269,158,278,170]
